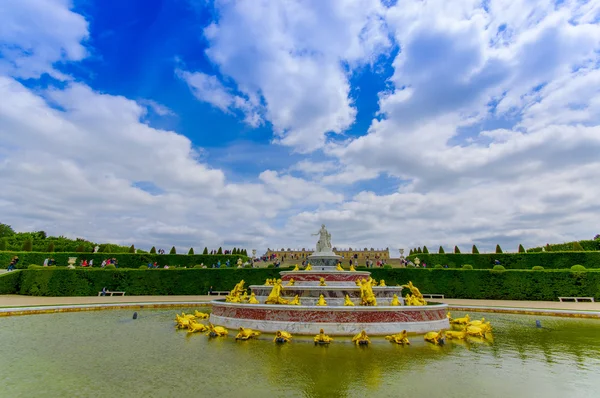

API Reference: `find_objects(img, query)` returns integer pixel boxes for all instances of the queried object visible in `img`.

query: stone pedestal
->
[306,251,342,270]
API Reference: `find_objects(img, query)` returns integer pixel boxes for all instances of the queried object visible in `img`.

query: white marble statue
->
[312,224,332,253]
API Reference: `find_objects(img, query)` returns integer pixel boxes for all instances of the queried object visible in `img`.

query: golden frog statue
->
[305,263,312,271]
[274,330,293,343]
[466,318,492,333]
[445,330,468,340]
[265,280,289,305]
[344,294,355,306]
[207,323,228,337]
[450,314,470,325]
[319,277,327,286]
[349,264,356,271]
[336,263,344,271]
[292,264,299,271]
[235,327,261,340]
[379,279,386,287]
[314,328,333,344]
[289,295,301,305]
[194,310,210,319]
[287,278,295,286]
[385,330,410,345]
[359,278,377,306]
[424,330,445,345]
[187,320,208,333]
[264,278,272,286]
[316,294,327,306]
[175,314,191,329]
[390,294,401,306]
[352,330,371,345]
[248,292,260,304]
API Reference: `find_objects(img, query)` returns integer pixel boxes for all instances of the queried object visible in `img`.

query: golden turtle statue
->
[352,330,371,345]
[445,330,468,340]
[424,330,445,345]
[314,328,333,344]
[207,323,228,337]
[274,330,293,343]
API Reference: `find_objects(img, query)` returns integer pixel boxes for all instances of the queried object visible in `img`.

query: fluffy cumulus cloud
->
[2,0,600,254]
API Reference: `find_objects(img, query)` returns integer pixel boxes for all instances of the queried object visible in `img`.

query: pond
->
[1,309,599,398]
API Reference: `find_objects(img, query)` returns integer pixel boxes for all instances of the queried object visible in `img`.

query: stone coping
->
[250,285,402,290]
[0,302,209,317]
[279,271,371,276]
[210,299,446,312]
[446,305,600,319]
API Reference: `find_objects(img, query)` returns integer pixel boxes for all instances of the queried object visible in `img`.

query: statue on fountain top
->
[312,224,332,253]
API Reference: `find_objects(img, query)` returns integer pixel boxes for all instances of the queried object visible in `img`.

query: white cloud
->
[0,0,88,79]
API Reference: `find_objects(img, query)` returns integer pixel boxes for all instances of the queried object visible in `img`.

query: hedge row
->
[3,267,600,300]
[528,240,600,252]
[0,271,21,294]
[0,252,249,270]
[405,252,600,269]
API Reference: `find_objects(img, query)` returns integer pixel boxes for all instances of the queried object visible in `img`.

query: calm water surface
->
[1,309,599,398]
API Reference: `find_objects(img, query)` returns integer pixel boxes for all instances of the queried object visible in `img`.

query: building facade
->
[264,247,390,261]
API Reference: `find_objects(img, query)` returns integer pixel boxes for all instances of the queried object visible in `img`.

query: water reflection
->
[0,310,599,397]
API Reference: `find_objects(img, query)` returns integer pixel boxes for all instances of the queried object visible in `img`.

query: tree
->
[495,244,503,254]
[422,246,429,254]
[188,247,194,255]
[76,244,85,252]
[545,243,551,252]
[438,246,445,254]
[128,245,135,253]
[409,249,413,256]
[0,238,7,251]
[454,245,461,254]
[518,244,525,253]
[22,239,33,251]
[150,246,156,254]
[417,247,422,254]
[37,230,47,239]
[203,247,208,255]
[232,248,237,255]
[242,249,247,256]
[594,234,600,241]
[46,242,55,252]
[169,246,176,255]
[573,241,584,251]
[472,245,479,254]
[0,223,15,238]
[217,247,223,255]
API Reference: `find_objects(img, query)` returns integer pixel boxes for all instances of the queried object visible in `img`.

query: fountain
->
[210,225,450,335]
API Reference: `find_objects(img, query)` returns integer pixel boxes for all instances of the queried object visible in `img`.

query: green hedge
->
[9,267,291,296]
[0,271,21,294]
[3,268,600,300]
[528,240,600,252]
[406,252,600,269]
[0,251,249,270]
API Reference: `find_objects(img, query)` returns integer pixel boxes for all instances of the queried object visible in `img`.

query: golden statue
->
[447,311,453,321]
[226,280,246,302]
[274,330,293,343]
[292,264,299,271]
[194,310,209,319]
[445,330,467,340]
[305,263,312,271]
[181,312,196,320]
[401,281,427,306]
[207,323,228,337]
[390,294,401,306]
[336,263,343,271]
[314,328,333,344]
[371,278,377,286]
[287,278,295,286]
[235,327,261,340]
[316,294,327,306]
[265,280,289,305]
[465,325,487,338]
[319,277,327,286]
[359,278,377,306]
[379,279,386,287]
[248,292,260,304]
[344,295,355,306]
[289,295,301,305]
[385,330,410,345]
[355,279,361,286]
[349,264,356,271]
[450,314,470,325]
[237,258,243,267]
[188,320,208,333]
[175,313,191,329]
[352,330,371,345]
[424,330,445,345]
[264,278,272,286]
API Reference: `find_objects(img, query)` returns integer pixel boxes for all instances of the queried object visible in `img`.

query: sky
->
[1,0,600,255]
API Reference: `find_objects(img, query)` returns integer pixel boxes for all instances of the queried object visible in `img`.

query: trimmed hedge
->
[8,268,292,296]
[0,251,249,270]
[528,240,600,252]
[406,252,600,269]
[3,268,600,300]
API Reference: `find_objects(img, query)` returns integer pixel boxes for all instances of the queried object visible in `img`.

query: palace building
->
[264,247,390,261]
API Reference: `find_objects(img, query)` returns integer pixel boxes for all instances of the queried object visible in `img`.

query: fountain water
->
[210,225,450,335]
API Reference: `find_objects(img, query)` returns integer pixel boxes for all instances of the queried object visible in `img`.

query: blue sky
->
[1,0,600,254]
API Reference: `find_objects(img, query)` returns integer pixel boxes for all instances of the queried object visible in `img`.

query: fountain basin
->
[210,300,449,335]
[280,271,371,282]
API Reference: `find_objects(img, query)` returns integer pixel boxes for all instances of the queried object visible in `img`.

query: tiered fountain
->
[210,225,449,335]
